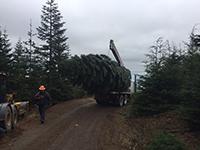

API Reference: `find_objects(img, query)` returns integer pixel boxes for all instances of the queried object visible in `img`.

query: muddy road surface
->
[0,98,131,150]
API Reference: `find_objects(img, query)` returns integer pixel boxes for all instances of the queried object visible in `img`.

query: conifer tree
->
[8,39,28,96]
[188,26,200,54]
[37,0,69,86]
[24,21,45,94]
[12,39,26,79]
[24,20,37,74]
[0,29,12,74]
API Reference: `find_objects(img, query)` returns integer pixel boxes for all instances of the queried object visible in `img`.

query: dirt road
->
[0,98,131,150]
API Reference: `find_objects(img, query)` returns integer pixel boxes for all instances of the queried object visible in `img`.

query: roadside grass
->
[123,98,200,150]
[145,132,186,150]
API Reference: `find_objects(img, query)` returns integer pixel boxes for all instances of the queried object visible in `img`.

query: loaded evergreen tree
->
[0,29,12,74]
[37,0,69,87]
[61,54,131,95]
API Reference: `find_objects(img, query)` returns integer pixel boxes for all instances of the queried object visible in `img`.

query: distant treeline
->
[0,0,86,102]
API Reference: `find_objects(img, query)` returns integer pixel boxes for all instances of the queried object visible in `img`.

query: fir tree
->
[37,0,69,85]
[24,21,45,94]
[132,38,183,115]
[8,39,28,96]
[0,29,12,74]
[186,26,200,54]
[12,39,26,78]
[24,20,36,74]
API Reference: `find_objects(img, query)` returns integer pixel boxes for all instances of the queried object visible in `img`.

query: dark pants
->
[38,105,46,123]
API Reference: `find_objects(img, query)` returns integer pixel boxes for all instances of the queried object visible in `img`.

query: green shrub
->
[179,104,200,131]
[71,86,87,99]
[179,53,200,130]
[129,92,175,116]
[125,93,136,117]
[49,82,87,102]
[146,132,186,150]
[129,51,183,117]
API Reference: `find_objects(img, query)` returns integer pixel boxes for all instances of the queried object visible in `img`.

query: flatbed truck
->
[95,40,132,107]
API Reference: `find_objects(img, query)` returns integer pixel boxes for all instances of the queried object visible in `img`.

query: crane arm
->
[109,40,124,67]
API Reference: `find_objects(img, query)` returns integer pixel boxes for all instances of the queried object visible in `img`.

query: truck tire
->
[118,96,124,107]
[0,106,12,131]
[12,107,18,129]
[95,95,106,105]
[123,95,128,105]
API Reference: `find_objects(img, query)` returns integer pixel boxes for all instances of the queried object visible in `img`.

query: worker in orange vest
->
[34,85,51,124]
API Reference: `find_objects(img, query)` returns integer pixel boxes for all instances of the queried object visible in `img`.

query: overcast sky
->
[0,0,200,76]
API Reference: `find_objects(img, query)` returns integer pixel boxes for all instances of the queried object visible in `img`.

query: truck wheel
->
[118,96,124,107]
[0,106,12,131]
[96,99,101,105]
[95,95,106,105]
[123,96,128,105]
[12,107,18,129]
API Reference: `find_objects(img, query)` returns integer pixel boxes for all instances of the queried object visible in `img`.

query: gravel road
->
[0,98,131,150]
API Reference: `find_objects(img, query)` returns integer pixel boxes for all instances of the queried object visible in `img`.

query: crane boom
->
[109,40,124,67]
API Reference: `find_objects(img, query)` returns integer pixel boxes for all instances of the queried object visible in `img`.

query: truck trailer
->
[94,40,132,106]
[62,40,132,107]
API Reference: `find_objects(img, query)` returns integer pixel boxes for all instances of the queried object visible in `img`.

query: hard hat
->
[39,85,46,91]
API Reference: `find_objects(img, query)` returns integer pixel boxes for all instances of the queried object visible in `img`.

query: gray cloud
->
[1,0,200,77]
